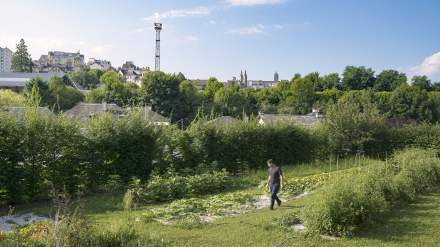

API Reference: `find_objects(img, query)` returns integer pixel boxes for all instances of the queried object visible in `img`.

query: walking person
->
[266,159,283,210]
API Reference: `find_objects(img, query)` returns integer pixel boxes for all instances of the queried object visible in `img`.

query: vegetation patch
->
[302,149,440,237]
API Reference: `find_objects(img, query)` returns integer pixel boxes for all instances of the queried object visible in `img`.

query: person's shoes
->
[269,206,274,210]
[277,200,282,207]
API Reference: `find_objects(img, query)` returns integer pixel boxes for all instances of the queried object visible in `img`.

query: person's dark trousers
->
[270,183,281,209]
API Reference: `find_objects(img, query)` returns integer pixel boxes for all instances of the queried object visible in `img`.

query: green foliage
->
[68,66,101,89]
[137,170,230,202]
[213,84,253,117]
[342,66,376,90]
[98,71,139,106]
[374,69,407,91]
[280,76,315,114]
[323,97,387,155]
[22,76,83,111]
[141,72,186,122]
[303,149,440,236]
[411,75,432,91]
[47,76,83,111]
[319,73,341,90]
[11,39,32,72]
[0,111,86,204]
[0,90,26,108]
[83,112,160,186]
[23,77,51,106]
[389,84,433,121]
[147,191,256,223]
[204,77,224,100]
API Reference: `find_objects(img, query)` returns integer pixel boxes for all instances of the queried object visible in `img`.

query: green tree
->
[374,70,407,91]
[390,84,432,121]
[324,100,386,155]
[11,39,32,72]
[213,84,248,117]
[411,75,432,91]
[280,77,315,114]
[100,71,137,106]
[179,80,202,123]
[319,73,341,90]
[204,77,224,100]
[141,72,185,122]
[342,66,376,90]
[428,91,440,122]
[304,72,320,90]
[68,66,100,89]
[23,77,51,106]
[47,76,83,111]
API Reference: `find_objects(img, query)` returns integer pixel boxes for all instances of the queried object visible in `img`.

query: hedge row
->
[303,149,440,236]
[1,108,440,205]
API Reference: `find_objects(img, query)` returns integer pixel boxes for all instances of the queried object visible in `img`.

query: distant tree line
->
[115,67,440,124]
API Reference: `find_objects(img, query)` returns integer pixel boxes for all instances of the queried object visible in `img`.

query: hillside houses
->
[118,61,150,86]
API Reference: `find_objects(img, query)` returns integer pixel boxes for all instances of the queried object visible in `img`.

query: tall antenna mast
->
[154,23,162,71]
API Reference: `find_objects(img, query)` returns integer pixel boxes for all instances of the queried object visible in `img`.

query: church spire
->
[244,70,248,87]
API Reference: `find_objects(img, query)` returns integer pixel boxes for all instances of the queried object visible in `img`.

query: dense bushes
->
[2,105,440,205]
[165,122,316,174]
[0,109,86,203]
[0,110,160,205]
[303,149,440,236]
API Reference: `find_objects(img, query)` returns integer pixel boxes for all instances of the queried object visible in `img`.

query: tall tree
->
[281,77,315,114]
[141,72,185,121]
[23,77,50,106]
[374,70,407,91]
[390,84,432,121]
[11,39,33,72]
[411,75,432,91]
[342,66,376,90]
[204,77,224,100]
[319,73,341,90]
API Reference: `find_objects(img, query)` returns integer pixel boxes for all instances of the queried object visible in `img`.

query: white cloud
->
[273,24,284,30]
[144,6,210,22]
[224,0,285,6]
[409,51,440,80]
[227,24,265,35]
[185,35,199,41]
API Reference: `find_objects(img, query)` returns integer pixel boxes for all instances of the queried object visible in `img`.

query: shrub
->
[303,149,440,236]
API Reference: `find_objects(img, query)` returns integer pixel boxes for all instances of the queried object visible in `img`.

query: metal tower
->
[154,23,162,71]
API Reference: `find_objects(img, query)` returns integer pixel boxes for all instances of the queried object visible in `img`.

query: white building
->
[247,80,278,89]
[118,61,150,86]
[87,58,112,71]
[0,47,13,72]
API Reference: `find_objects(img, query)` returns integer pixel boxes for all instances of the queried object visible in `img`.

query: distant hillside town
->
[1,44,279,91]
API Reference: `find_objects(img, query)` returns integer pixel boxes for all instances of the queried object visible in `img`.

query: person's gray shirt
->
[268,165,283,185]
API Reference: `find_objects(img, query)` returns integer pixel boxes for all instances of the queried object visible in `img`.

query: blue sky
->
[1,0,440,81]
